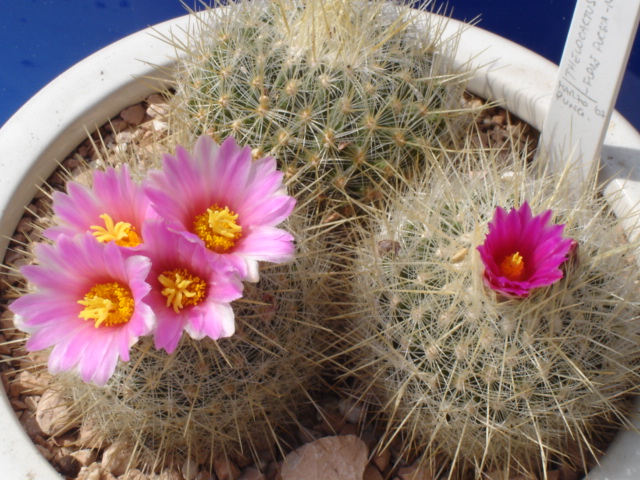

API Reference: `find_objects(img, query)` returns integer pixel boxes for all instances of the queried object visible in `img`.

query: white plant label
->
[538,0,640,185]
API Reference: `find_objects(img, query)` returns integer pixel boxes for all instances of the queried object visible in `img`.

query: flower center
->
[78,282,135,328]
[192,204,242,253]
[499,252,525,281]
[90,213,142,247]
[158,268,207,313]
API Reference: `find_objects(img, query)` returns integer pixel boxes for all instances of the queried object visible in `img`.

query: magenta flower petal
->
[139,220,243,353]
[10,234,154,385]
[144,135,296,281]
[477,202,574,298]
[44,164,154,251]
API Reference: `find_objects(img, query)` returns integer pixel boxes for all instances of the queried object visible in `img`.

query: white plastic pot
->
[0,10,638,480]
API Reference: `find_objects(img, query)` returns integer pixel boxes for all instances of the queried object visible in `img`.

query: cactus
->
[339,142,640,477]
[2,130,336,473]
[54,220,334,471]
[168,0,479,208]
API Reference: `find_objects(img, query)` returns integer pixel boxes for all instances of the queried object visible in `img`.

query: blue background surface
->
[1,1,638,130]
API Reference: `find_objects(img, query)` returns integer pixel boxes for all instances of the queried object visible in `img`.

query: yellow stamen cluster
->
[192,205,242,253]
[78,282,135,328]
[90,213,142,247]
[158,268,207,313]
[499,252,525,281]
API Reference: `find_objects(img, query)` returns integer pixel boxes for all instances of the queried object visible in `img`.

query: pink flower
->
[45,164,153,250]
[9,234,154,385]
[477,202,574,298]
[140,220,243,353]
[144,135,296,282]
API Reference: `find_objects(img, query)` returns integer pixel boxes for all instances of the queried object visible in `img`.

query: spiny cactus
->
[2,127,337,474]
[168,0,479,207]
[339,143,640,477]
[52,219,334,471]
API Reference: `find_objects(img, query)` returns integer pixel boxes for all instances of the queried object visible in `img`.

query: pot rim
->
[0,8,638,480]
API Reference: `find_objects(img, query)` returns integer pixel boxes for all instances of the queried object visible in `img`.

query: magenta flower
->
[477,202,574,298]
[140,220,243,353]
[9,234,154,385]
[144,135,296,282]
[45,164,153,250]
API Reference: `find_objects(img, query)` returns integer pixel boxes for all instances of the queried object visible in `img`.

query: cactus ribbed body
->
[171,0,475,204]
[343,152,640,476]
[62,232,332,469]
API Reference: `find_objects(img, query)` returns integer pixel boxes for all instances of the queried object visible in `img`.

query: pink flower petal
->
[10,234,154,384]
[236,226,296,262]
[140,220,243,352]
[240,194,296,227]
[144,135,296,281]
[44,165,152,251]
[152,307,187,353]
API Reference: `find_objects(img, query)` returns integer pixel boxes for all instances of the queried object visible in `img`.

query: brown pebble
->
[24,395,40,412]
[120,469,147,480]
[159,467,184,480]
[106,117,130,133]
[76,142,94,158]
[264,460,280,480]
[339,423,358,436]
[146,93,167,104]
[77,417,108,449]
[318,409,346,435]
[483,470,534,480]
[194,471,216,480]
[181,457,199,480]
[363,464,385,480]
[235,452,254,469]
[3,250,28,269]
[280,435,368,480]
[77,463,108,480]
[558,464,580,480]
[22,412,44,438]
[71,449,98,467]
[297,425,320,444]
[48,170,68,186]
[0,336,12,355]
[101,441,133,477]
[10,397,27,411]
[36,388,77,436]
[120,104,146,125]
[239,467,267,480]
[397,461,434,480]
[62,154,83,170]
[55,454,81,477]
[16,217,34,235]
[214,455,241,480]
[372,448,391,472]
